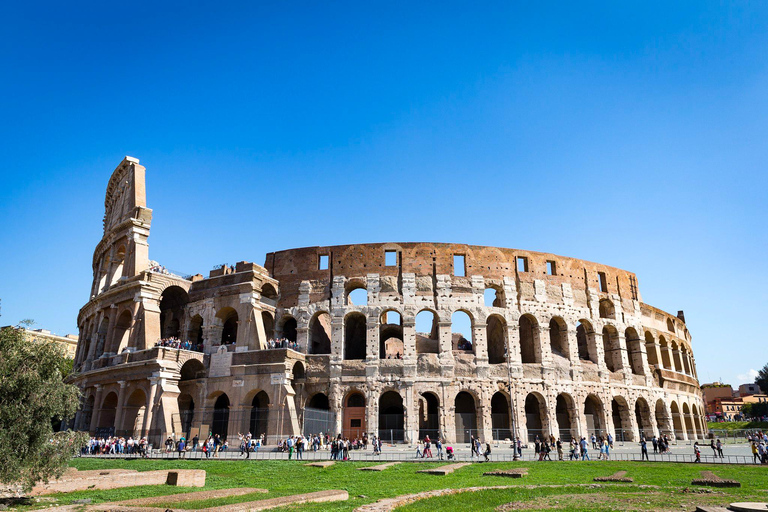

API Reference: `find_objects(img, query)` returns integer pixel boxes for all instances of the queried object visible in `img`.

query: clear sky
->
[1,2,766,387]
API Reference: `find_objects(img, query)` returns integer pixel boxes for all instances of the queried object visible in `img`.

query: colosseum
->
[70,157,706,446]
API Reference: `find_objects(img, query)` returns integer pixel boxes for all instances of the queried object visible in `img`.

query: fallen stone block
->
[417,463,470,475]
[594,470,633,483]
[30,469,206,495]
[203,490,349,511]
[304,461,335,468]
[358,462,401,472]
[728,503,768,512]
[483,468,528,478]
[691,471,740,488]
[110,488,266,507]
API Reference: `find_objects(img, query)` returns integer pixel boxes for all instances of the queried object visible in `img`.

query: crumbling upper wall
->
[265,242,642,309]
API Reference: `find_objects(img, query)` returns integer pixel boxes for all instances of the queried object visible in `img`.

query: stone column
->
[143,377,159,440]
[113,381,128,435]
[89,385,104,432]
[473,322,488,364]
[403,384,416,444]
[437,321,454,362]
[401,318,416,361]
[366,312,379,362]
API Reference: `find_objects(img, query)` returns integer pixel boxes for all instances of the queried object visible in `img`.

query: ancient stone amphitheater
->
[70,157,706,445]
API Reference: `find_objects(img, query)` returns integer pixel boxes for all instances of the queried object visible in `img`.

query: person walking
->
[591,433,597,450]
[484,442,492,462]
[694,442,701,463]
[556,438,563,461]
[580,437,590,461]
[710,439,717,457]
[652,435,658,454]
[716,439,724,458]
[287,436,295,460]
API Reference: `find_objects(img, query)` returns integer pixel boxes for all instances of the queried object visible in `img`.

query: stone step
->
[417,463,470,475]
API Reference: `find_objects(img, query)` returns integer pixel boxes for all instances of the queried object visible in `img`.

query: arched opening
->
[309,312,331,354]
[304,392,333,436]
[96,318,110,357]
[451,311,473,352]
[343,392,366,439]
[109,246,126,288]
[666,318,675,332]
[180,359,205,381]
[281,317,297,343]
[670,401,683,438]
[659,336,672,369]
[584,394,605,438]
[635,397,652,439]
[549,317,568,359]
[212,394,230,439]
[491,392,511,440]
[612,397,632,441]
[250,391,270,438]
[178,393,194,438]
[484,286,504,307]
[159,286,188,339]
[111,310,132,353]
[682,402,694,439]
[347,285,368,306]
[556,394,576,441]
[262,312,274,341]
[122,388,147,437]
[644,331,659,366]
[307,393,330,410]
[655,399,672,436]
[261,283,278,301]
[624,328,644,375]
[380,310,403,359]
[454,391,477,443]
[97,255,109,293]
[681,347,691,375]
[602,325,623,372]
[487,314,507,364]
[418,392,440,440]
[379,391,405,442]
[81,394,95,431]
[693,405,705,436]
[671,341,683,373]
[98,391,118,430]
[599,299,615,319]
[188,315,204,350]
[519,314,539,363]
[344,312,367,360]
[525,393,547,441]
[415,310,439,354]
[216,308,238,345]
[576,320,597,363]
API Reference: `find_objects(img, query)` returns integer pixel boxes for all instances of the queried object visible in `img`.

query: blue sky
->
[1,2,766,387]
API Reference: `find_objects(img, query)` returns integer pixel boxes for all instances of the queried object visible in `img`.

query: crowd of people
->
[155,337,203,352]
[82,436,149,456]
[267,338,301,351]
[274,433,380,460]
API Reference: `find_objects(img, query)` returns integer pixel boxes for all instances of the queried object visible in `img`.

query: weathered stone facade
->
[71,157,706,445]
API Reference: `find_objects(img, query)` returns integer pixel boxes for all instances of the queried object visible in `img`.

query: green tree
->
[741,402,768,419]
[756,363,768,394]
[0,326,86,492]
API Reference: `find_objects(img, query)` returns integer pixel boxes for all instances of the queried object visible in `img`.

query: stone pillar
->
[89,385,104,432]
[473,322,488,364]
[143,377,159,440]
[366,386,378,440]
[478,392,493,443]
[331,316,344,362]
[401,318,416,361]
[539,325,553,365]
[366,312,379,362]
[437,321,454,362]
[403,384,416,443]
[113,381,128,435]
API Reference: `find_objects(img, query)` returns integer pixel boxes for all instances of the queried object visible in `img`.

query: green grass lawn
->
[17,458,768,512]
[707,420,768,431]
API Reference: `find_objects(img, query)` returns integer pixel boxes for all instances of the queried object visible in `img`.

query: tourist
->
[716,439,724,458]
[423,436,433,458]
[751,441,759,463]
[640,437,649,461]
[287,436,295,459]
[177,437,186,458]
[436,438,443,460]
[484,442,491,462]
[652,435,658,454]
[415,440,423,458]
[580,437,590,461]
[693,442,701,463]
[591,433,597,450]
[607,433,614,449]
[556,438,563,460]
[192,434,199,452]
[710,439,717,457]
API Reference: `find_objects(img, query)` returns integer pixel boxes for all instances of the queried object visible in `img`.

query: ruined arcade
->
[71,157,706,445]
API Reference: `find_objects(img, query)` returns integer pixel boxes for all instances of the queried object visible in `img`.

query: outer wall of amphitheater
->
[70,157,706,446]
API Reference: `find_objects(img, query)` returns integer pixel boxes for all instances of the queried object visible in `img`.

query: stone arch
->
[121,388,147,436]
[625,327,644,375]
[556,393,578,441]
[309,311,331,354]
[611,396,633,441]
[454,391,478,443]
[261,311,274,341]
[98,391,118,429]
[682,402,694,439]
[644,331,659,367]
[415,309,439,354]
[549,316,568,359]
[635,397,652,439]
[178,392,195,437]
[524,392,548,441]
[261,283,278,301]
[343,390,366,438]
[487,314,507,364]
[179,358,205,381]
[671,341,683,373]
[418,391,440,440]
[576,319,598,363]
[344,312,367,360]
[380,309,403,359]
[602,325,623,372]
[109,245,126,288]
[670,401,683,439]
[278,315,297,343]
[583,394,606,437]
[659,336,672,369]
[212,393,230,439]
[490,391,511,440]
[216,307,238,345]
[249,391,270,438]
[159,286,188,339]
[519,314,540,363]
[346,280,368,306]
[666,317,675,332]
[599,298,615,319]
[379,390,405,442]
[451,310,474,352]
[111,310,133,353]
[655,399,672,436]
[681,345,692,374]
[693,404,705,436]
[307,392,330,410]
[188,314,204,350]
[484,283,505,307]
[95,317,110,358]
